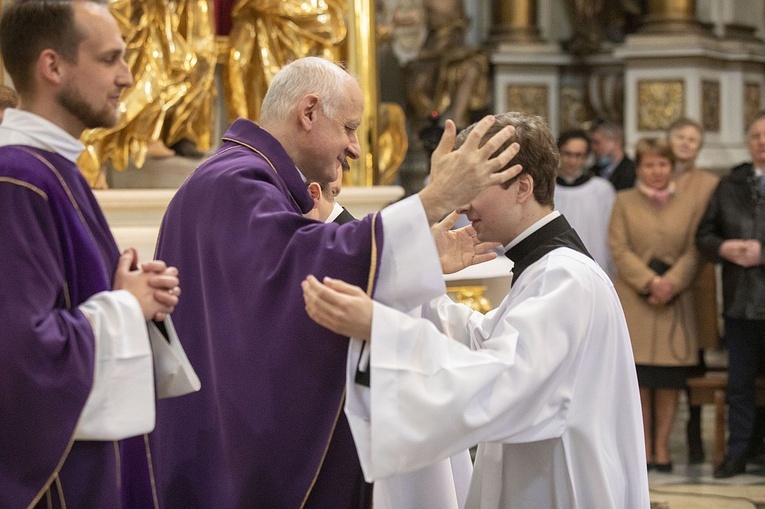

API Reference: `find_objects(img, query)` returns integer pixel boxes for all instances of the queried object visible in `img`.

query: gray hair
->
[260,57,356,123]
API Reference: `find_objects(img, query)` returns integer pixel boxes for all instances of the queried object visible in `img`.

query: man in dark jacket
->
[696,111,765,478]
[587,119,636,190]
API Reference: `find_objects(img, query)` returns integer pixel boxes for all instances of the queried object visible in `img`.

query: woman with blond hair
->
[667,117,720,464]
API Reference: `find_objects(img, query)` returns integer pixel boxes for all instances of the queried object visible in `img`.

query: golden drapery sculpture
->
[393,0,489,129]
[79,0,217,187]
[224,0,347,122]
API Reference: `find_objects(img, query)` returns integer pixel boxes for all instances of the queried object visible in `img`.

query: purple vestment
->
[0,146,125,508]
[144,119,382,508]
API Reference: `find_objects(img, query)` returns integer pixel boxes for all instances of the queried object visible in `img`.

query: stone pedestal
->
[616,31,765,171]
[491,43,571,136]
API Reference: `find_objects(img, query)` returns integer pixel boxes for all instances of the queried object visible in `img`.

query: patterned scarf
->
[636,179,676,209]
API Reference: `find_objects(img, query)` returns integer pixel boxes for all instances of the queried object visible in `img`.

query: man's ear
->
[516,173,534,203]
[298,94,320,131]
[307,182,322,206]
[37,49,65,86]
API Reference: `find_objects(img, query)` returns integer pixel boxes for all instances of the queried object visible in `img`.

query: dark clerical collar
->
[505,215,592,284]
[556,173,591,187]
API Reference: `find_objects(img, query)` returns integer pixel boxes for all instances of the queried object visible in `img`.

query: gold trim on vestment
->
[14,148,108,508]
[0,177,48,200]
[299,393,347,508]
[143,434,161,509]
[53,474,66,509]
[15,148,110,284]
[221,136,303,211]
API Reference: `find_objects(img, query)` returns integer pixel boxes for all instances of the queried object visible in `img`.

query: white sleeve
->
[350,260,594,481]
[74,290,155,441]
[376,194,445,308]
[347,194,444,389]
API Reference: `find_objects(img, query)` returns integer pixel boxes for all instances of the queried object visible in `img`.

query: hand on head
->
[302,275,373,340]
[112,248,180,321]
[432,211,501,274]
[419,116,522,224]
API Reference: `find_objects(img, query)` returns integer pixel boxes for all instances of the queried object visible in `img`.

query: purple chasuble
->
[0,146,126,508]
[143,119,382,508]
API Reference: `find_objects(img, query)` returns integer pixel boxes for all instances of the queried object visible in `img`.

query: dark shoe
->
[654,462,673,473]
[170,138,205,159]
[647,462,654,471]
[713,456,747,478]
[688,446,705,465]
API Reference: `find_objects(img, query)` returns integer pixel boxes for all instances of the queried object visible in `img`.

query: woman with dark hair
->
[609,137,703,472]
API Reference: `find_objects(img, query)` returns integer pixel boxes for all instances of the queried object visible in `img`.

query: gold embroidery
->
[367,213,378,297]
[299,392,347,508]
[45,489,52,509]
[143,434,161,509]
[299,213,379,505]
[14,148,110,284]
[0,177,48,200]
[53,473,67,509]
[113,441,121,491]
[221,137,303,211]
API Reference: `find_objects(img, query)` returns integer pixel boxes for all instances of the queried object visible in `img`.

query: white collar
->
[0,108,85,163]
[325,201,345,223]
[505,210,561,251]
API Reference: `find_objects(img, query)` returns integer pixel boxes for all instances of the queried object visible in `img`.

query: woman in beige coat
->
[609,138,702,472]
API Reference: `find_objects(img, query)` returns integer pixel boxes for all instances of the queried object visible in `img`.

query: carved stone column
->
[491,0,540,44]
[640,0,705,34]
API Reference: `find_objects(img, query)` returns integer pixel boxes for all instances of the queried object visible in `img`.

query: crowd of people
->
[1,1,764,508]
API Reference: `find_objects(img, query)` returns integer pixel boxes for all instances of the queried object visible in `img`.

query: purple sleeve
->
[0,181,96,506]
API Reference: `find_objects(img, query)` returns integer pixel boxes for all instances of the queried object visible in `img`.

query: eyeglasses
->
[560,151,588,159]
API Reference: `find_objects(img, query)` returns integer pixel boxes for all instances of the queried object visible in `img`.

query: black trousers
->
[725,317,765,459]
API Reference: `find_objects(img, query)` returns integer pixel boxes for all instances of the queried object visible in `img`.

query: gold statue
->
[224,0,347,122]
[79,0,217,187]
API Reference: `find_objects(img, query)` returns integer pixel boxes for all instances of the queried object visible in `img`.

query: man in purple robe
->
[146,56,520,507]
[0,1,181,507]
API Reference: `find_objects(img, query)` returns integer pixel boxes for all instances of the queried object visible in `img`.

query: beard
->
[57,82,118,130]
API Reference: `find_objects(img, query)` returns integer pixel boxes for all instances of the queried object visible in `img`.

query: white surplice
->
[555,176,616,278]
[346,236,649,508]
[364,195,473,509]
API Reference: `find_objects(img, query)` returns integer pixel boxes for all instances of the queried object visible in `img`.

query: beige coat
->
[676,166,720,350]
[609,184,705,366]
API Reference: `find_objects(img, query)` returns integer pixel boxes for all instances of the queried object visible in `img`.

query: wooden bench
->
[686,373,765,468]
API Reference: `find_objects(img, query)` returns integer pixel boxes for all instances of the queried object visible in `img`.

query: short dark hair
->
[557,128,590,152]
[0,0,88,93]
[454,112,558,207]
[634,137,675,168]
[589,119,624,144]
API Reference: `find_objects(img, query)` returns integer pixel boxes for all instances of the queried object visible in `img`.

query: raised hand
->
[419,116,522,224]
[432,211,501,274]
[302,275,373,340]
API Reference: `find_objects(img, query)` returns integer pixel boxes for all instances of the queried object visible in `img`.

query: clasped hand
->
[112,247,181,321]
[720,239,762,268]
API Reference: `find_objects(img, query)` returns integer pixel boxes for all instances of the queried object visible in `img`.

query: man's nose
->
[347,138,360,160]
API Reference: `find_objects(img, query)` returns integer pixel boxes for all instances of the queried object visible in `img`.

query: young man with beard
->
[0,1,182,507]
